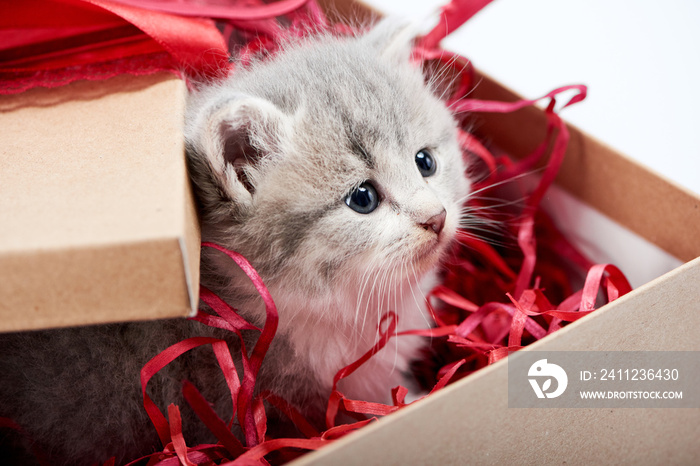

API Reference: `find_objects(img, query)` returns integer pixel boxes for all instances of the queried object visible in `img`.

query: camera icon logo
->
[528,359,568,399]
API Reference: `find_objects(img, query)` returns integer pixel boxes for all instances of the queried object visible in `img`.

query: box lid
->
[0,72,200,331]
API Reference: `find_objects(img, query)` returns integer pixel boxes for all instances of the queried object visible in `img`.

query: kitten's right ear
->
[364,18,416,64]
[187,94,287,216]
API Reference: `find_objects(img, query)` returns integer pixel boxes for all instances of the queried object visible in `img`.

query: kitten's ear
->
[188,94,287,215]
[365,18,464,103]
[364,18,416,63]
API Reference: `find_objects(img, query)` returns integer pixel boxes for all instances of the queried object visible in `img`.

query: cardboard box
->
[2,2,696,462]
[290,1,700,464]
[0,72,200,332]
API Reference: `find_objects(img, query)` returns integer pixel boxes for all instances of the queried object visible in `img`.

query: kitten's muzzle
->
[420,209,446,236]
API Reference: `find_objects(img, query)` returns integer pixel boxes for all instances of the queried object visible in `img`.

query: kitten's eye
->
[345,182,380,214]
[415,149,437,177]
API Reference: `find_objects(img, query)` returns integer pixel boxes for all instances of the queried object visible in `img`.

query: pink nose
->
[421,209,446,236]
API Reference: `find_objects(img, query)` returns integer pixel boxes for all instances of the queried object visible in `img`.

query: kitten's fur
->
[0,21,469,464]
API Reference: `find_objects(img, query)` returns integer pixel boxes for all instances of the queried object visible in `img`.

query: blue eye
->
[345,181,379,214]
[415,149,436,177]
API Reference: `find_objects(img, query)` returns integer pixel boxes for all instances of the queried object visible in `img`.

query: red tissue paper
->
[0,0,226,94]
[0,0,332,94]
[1,0,633,464]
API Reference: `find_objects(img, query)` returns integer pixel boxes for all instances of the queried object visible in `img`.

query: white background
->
[368,0,700,196]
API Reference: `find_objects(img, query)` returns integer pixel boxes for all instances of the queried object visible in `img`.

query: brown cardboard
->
[296,259,700,465]
[290,1,700,464]
[0,72,199,332]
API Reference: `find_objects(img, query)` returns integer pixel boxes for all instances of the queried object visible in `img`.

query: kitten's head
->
[186,20,470,322]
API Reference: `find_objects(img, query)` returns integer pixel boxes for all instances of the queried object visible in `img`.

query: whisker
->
[461,197,525,210]
[457,230,514,248]
[359,254,382,342]
[446,73,484,112]
[455,168,544,205]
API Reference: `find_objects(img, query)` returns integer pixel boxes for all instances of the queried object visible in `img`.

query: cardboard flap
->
[0,72,200,331]
[295,258,700,464]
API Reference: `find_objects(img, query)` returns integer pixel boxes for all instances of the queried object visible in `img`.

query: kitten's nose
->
[421,209,446,236]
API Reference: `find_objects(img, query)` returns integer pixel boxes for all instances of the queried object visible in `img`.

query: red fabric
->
[0,0,229,94]
[106,0,312,20]
[84,0,228,74]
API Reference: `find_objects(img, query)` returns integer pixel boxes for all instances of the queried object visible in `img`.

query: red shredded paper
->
[128,1,632,462]
[0,0,634,464]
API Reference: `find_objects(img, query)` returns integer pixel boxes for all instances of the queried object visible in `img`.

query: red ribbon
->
[418,0,495,50]
[107,0,312,21]
[201,242,279,448]
[195,286,261,332]
[141,337,234,447]
[182,381,246,457]
[167,404,196,466]
[325,311,398,429]
[0,0,229,94]
[84,0,229,74]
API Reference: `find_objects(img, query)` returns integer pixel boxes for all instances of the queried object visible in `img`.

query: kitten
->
[0,20,469,465]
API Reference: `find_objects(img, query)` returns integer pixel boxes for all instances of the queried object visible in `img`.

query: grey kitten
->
[0,20,469,465]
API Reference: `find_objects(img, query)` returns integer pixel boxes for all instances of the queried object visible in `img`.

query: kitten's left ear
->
[364,18,416,64]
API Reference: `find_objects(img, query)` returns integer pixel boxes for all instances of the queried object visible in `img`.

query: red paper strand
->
[181,381,246,458]
[259,391,320,439]
[168,404,196,466]
[198,286,261,332]
[326,312,398,429]
[418,0,495,50]
[141,337,230,446]
[0,417,51,466]
[201,242,280,448]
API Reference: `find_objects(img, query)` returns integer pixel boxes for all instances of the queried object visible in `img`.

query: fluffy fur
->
[0,21,469,465]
